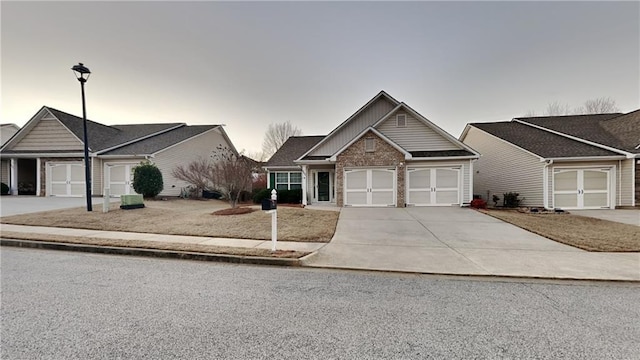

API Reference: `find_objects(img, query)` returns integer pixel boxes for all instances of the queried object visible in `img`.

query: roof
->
[410,150,475,158]
[1,106,225,157]
[470,122,622,158]
[515,112,639,154]
[265,136,325,167]
[99,125,218,155]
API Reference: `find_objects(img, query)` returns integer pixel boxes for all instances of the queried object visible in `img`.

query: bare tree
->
[544,101,572,116]
[262,121,302,158]
[171,157,214,198]
[574,97,620,114]
[523,109,537,117]
[211,145,253,208]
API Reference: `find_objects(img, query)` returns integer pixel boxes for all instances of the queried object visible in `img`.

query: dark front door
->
[318,172,330,201]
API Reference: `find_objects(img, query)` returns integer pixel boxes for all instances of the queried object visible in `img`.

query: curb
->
[0,239,301,267]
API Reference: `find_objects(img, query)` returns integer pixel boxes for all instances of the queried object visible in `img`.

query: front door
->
[317,171,330,201]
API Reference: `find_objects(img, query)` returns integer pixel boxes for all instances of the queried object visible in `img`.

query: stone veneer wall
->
[39,157,85,196]
[335,131,405,207]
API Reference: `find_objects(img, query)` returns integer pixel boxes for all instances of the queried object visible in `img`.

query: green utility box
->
[120,194,145,210]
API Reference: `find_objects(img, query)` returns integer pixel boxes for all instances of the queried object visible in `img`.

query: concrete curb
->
[0,239,301,267]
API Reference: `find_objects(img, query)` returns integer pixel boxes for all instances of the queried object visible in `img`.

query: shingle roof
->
[410,150,475,158]
[48,108,184,152]
[265,136,325,167]
[515,112,639,154]
[471,122,621,158]
[100,125,218,155]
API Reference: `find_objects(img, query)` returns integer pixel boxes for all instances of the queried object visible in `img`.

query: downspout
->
[543,159,553,209]
[301,165,308,206]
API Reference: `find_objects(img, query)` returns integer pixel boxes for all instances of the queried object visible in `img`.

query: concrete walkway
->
[571,209,640,226]
[0,224,327,253]
[302,207,640,281]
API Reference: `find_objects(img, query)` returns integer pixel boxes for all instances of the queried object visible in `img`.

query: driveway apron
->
[303,207,640,280]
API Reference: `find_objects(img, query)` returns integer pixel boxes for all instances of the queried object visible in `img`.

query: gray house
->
[264,91,480,207]
[0,106,236,197]
[460,110,640,209]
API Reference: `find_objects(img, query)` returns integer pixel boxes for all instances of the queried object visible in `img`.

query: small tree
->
[211,146,253,208]
[133,161,164,198]
[171,157,214,198]
[262,121,302,158]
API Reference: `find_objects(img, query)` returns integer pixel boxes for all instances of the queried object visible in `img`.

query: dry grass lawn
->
[482,209,640,252]
[0,199,339,242]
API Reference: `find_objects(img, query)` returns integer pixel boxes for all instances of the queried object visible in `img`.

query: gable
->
[308,95,397,157]
[11,117,83,152]
[376,109,461,151]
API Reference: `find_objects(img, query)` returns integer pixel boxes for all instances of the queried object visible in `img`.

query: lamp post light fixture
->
[71,62,92,211]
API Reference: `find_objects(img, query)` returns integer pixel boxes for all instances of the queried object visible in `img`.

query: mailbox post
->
[270,189,277,251]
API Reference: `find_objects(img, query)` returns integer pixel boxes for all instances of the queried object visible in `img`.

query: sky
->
[1,1,639,157]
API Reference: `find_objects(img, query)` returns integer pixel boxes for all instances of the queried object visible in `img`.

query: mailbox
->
[261,198,277,210]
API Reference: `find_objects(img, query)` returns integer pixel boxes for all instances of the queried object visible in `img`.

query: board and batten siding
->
[376,111,460,151]
[12,119,83,151]
[309,97,396,157]
[546,159,634,208]
[152,128,229,197]
[407,159,472,204]
[462,126,544,206]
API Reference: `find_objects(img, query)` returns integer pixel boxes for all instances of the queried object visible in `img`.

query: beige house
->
[0,106,236,197]
[1,123,20,187]
[264,91,480,207]
[460,110,640,209]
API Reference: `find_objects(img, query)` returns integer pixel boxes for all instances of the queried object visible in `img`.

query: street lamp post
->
[72,63,92,211]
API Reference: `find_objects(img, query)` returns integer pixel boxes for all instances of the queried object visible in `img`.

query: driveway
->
[0,196,112,217]
[303,207,640,280]
[571,209,640,226]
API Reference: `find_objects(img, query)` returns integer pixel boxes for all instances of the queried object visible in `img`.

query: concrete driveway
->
[571,209,640,226]
[303,207,640,280]
[0,196,111,217]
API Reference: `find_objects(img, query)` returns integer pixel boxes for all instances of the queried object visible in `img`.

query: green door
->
[318,172,330,201]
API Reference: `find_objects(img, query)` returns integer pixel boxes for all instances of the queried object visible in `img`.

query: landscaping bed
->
[480,209,640,252]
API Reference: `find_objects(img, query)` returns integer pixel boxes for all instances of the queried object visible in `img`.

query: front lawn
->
[481,209,640,252]
[0,199,339,242]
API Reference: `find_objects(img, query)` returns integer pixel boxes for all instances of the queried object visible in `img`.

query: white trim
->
[301,165,308,205]
[297,91,400,161]
[632,160,636,207]
[514,119,634,158]
[343,167,396,207]
[0,153,85,158]
[311,169,335,203]
[542,156,625,162]
[469,159,475,204]
[410,156,478,161]
[328,127,411,161]
[36,158,41,196]
[405,166,462,206]
[396,114,406,127]
[551,166,615,210]
[292,159,332,165]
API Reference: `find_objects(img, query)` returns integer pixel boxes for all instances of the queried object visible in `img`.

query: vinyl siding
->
[546,159,634,208]
[376,110,460,151]
[152,128,229,197]
[1,159,8,185]
[12,119,83,151]
[462,126,544,206]
[406,159,472,204]
[309,97,395,157]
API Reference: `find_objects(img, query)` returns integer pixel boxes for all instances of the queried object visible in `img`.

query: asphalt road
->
[2,248,639,359]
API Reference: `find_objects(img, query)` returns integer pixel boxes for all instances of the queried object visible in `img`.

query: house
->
[460,110,640,209]
[263,91,480,207]
[1,123,20,187]
[0,106,236,197]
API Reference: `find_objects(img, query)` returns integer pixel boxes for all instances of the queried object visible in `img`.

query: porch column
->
[301,165,308,206]
[10,158,18,195]
[36,158,42,196]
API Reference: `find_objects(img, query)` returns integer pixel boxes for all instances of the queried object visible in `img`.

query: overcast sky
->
[2,1,638,156]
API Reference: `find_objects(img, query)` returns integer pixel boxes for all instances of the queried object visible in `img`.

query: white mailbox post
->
[270,189,277,251]
[103,188,110,213]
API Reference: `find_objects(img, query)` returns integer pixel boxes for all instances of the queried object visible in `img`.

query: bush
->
[133,161,164,198]
[252,188,302,204]
[470,198,487,209]
[503,192,523,208]
[253,188,271,204]
[1,182,9,195]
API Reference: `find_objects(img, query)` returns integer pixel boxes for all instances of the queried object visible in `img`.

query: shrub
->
[470,198,487,209]
[252,188,302,204]
[133,161,164,198]
[253,188,271,204]
[503,192,523,208]
[1,182,9,195]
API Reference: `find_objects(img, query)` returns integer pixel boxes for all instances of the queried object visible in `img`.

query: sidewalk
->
[0,224,327,253]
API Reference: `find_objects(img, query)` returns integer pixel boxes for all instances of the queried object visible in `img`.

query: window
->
[365,137,375,152]
[274,172,302,190]
[396,114,406,127]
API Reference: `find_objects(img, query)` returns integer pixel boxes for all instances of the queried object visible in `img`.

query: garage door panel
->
[70,183,85,196]
[555,193,577,208]
[346,192,367,205]
[409,169,430,188]
[344,169,395,207]
[436,190,458,204]
[69,165,85,181]
[51,165,67,180]
[407,167,459,206]
[371,191,393,206]
[584,193,608,208]
[346,170,367,189]
[435,169,458,188]
[51,183,67,195]
[554,171,577,191]
[110,165,126,180]
[583,170,607,191]
[408,191,429,204]
[371,169,393,188]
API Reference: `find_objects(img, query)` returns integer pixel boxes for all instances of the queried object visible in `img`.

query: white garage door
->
[48,162,85,197]
[554,168,610,209]
[406,167,460,206]
[344,168,395,207]
[106,163,137,197]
